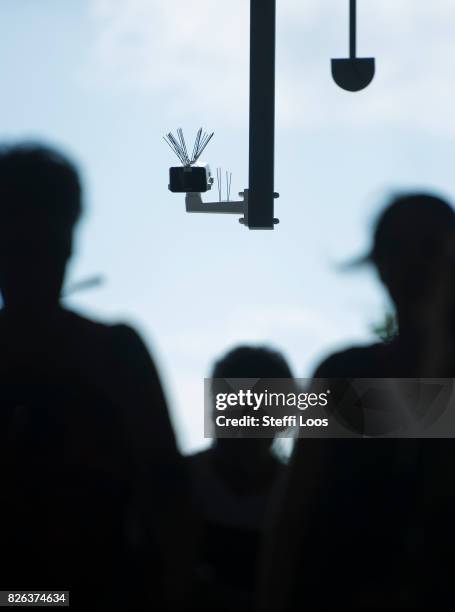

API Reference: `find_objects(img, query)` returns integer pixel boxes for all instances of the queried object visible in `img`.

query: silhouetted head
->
[211,345,293,461]
[366,193,455,326]
[0,144,82,312]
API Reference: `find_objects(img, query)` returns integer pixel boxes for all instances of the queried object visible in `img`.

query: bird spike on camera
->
[163,127,214,167]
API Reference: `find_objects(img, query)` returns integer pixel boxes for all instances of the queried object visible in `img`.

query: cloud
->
[86,0,250,125]
[86,0,455,136]
[160,302,353,376]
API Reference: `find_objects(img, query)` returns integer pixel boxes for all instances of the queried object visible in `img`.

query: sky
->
[1,0,455,452]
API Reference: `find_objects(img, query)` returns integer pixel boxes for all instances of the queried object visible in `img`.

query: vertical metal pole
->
[350,0,357,58]
[247,0,276,230]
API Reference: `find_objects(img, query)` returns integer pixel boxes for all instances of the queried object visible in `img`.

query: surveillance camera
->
[169,162,213,193]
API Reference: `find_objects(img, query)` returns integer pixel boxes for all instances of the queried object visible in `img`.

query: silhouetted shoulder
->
[57,310,178,455]
[105,321,161,374]
[59,309,144,346]
[56,310,158,370]
[313,342,394,378]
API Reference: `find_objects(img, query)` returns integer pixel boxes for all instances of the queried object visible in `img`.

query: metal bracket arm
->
[185,190,248,215]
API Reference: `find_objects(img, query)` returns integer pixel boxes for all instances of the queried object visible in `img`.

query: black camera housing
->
[169,164,212,193]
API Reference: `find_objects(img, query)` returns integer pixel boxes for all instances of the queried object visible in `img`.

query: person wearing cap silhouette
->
[0,144,195,610]
[318,193,455,377]
[260,193,455,611]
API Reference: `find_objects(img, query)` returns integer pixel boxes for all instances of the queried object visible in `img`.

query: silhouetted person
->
[0,145,194,610]
[189,346,292,612]
[260,194,455,611]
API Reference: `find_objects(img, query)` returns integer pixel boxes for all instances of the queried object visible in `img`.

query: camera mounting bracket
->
[185,190,280,226]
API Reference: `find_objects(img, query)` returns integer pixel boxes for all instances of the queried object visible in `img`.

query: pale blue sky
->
[1,0,455,452]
